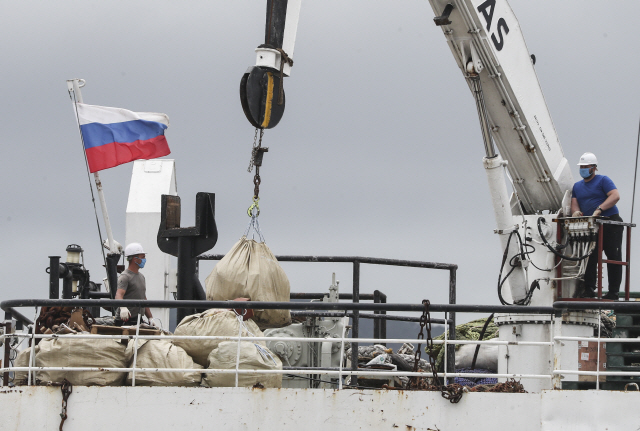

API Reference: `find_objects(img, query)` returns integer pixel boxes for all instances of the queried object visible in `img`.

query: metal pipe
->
[3,322,11,386]
[62,276,72,300]
[597,226,604,299]
[447,267,457,375]
[351,261,360,375]
[177,238,196,323]
[289,311,450,325]
[105,253,120,300]
[199,254,457,270]
[626,226,631,301]
[470,76,496,158]
[554,301,640,311]
[1,299,558,314]
[48,256,60,299]
[290,293,377,300]
[373,290,381,341]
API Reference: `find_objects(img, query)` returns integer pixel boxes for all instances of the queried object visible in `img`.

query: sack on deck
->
[205,237,291,329]
[125,339,203,386]
[454,344,499,372]
[202,341,282,388]
[13,346,39,385]
[173,309,265,367]
[36,337,130,386]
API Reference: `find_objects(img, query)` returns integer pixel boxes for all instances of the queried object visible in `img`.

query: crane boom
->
[428,0,573,214]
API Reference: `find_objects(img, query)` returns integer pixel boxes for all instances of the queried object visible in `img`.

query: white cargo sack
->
[125,339,203,386]
[36,337,130,386]
[203,341,282,388]
[455,344,499,371]
[205,237,291,329]
[13,346,39,385]
[173,309,265,367]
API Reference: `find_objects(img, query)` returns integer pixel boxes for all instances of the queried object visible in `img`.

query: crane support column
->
[484,155,528,303]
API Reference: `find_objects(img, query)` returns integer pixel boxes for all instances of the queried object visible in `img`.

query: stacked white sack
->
[12,346,39,385]
[36,337,131,386]
[173,309,265,367]
[126,339,203,386]
[203,341,282,388]
[205,237,291,329]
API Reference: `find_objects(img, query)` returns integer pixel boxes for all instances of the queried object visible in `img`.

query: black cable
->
[68,89,108,272]
[497,230,540,306]
[471,313,495,371]
[497,231,518,305]
[284,374,382,390]
[520,239,553,272]
[537,217,592,262]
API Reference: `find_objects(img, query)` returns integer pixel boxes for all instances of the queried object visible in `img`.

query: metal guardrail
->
[198,254,459,370]
[5,300,640,391]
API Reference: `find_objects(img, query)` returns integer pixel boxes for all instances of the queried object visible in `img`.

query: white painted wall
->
[125,159,177,328]
[1,386,638,431]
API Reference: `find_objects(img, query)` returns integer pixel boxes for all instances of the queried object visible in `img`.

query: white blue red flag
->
[76,103,171,173]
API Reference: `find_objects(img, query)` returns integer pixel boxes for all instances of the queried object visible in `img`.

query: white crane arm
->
[428,0,573,213]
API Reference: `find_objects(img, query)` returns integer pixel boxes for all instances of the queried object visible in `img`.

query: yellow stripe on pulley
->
[261,72,274,129]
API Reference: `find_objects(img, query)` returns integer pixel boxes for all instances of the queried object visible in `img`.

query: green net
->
[427,316,498,371]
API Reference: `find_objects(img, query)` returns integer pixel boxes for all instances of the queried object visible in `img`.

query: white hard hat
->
[124,242,145,257]
[577,152,598,166]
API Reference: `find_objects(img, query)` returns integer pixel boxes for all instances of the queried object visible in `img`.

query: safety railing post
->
[552,311,563,389]
[373,290,381,342]
[444,312,448,385]
[626,226,632,301]
[596,308,602,390]
[235,318,242,388]
[597,226,604,299]
[338,319,347,390]
[131,313,142,387]
[447,268,457,380]
[350,261,360,379]
[28,323,37,386]
[3,322,12,386]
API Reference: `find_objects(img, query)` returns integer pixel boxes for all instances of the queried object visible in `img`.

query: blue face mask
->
[579,168,592,179]
[136,258,146,268]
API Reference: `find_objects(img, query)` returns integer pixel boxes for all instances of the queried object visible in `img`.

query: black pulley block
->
[240,66,285,129]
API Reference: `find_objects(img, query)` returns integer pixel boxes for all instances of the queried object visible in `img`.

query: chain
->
[247,128,268,215]
[59,379,72,431]
[410,300,464,403]
[247,128,259,172]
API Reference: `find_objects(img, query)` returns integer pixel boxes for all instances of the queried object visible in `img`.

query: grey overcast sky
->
[1,1,639,323]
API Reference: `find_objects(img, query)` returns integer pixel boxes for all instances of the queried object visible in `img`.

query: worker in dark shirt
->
[116,242,156,325]
[571,152,622,300]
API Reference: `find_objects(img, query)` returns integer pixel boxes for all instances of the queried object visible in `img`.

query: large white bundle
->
[203,341,282,388]
[454,344,499,371]
[205,237,291,329]
[173,309,265,367]
[36,337,130,386]
[13,346,39,385]
[125,339,202,386]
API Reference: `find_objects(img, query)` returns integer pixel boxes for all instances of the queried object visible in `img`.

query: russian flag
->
[77,103,171,173]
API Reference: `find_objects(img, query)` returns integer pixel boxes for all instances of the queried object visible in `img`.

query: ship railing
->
[3,299,640,391]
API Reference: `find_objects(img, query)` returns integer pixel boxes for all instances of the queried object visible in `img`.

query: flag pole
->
[67,79,117,253]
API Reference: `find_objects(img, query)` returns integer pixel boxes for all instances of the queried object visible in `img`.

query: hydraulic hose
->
[497,230,539,306]
[537,217,592,262]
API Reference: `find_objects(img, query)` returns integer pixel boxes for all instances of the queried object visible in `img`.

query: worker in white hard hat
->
[115,243,156,325]
[570,152,623,300]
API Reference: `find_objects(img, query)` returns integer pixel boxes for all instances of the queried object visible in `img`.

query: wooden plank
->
[91,325,125,335]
